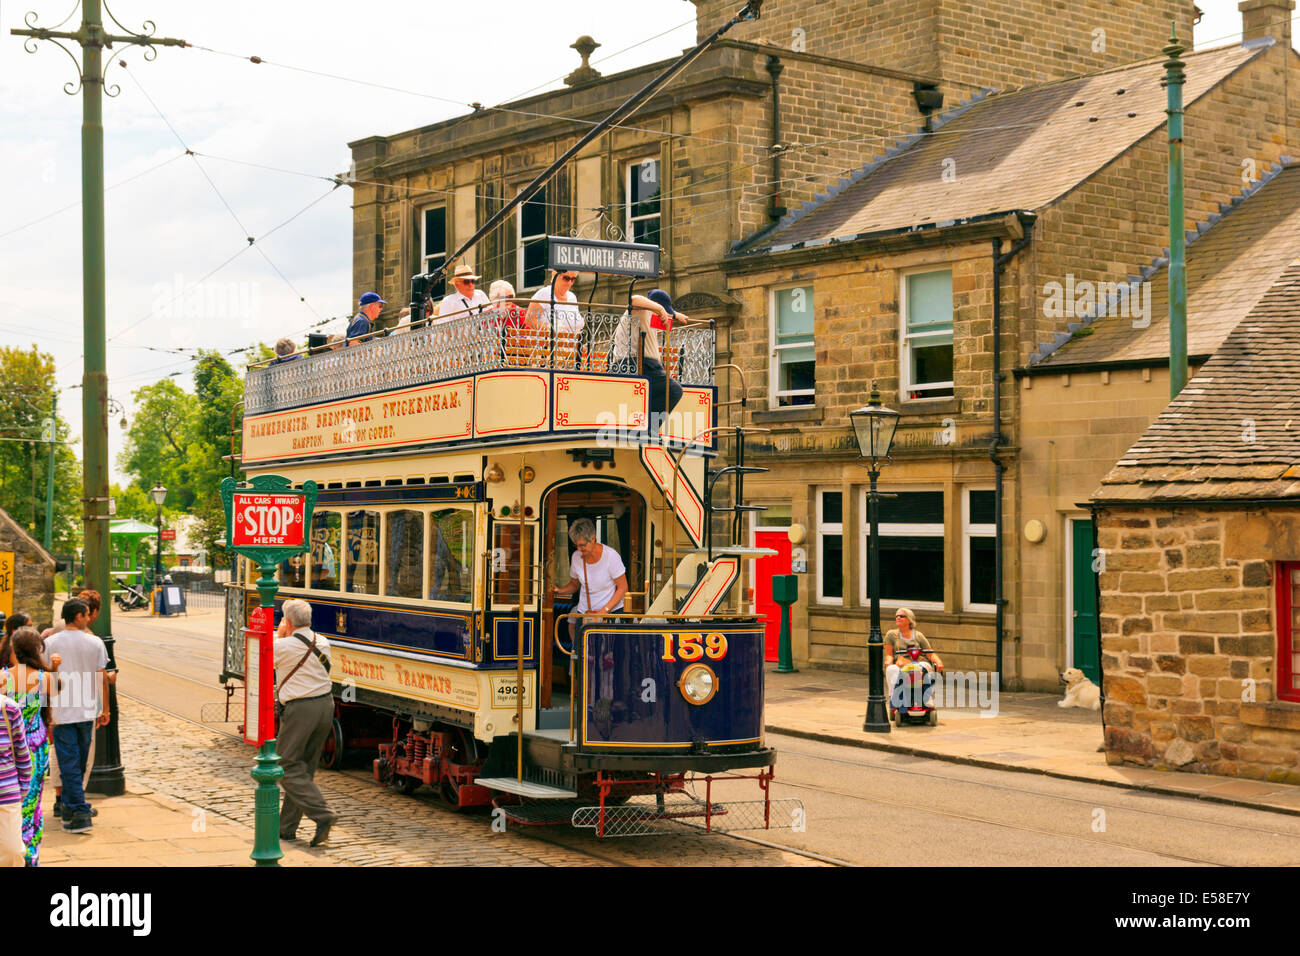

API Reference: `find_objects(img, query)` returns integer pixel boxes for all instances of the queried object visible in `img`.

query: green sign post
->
[220,474,317,867]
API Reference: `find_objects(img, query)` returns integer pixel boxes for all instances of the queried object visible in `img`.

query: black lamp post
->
[150,480,167,592]
[849,382,900,733]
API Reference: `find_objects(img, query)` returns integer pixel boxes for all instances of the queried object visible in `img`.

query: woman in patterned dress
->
[2,627,55,866]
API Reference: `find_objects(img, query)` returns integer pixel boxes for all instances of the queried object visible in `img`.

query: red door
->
[754,531,793,662]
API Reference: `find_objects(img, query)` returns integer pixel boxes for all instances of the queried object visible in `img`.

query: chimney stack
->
[1239,0,1293,47]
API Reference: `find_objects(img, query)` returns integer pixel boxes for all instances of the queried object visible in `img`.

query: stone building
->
[1091,260,1300,781]
[347,0,1220,682]
[0,506,55,630]
[721,22,1295,686]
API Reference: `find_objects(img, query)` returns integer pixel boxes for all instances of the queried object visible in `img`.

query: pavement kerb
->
[765,724,1300,820]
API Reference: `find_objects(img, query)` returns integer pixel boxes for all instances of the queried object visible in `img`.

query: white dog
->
[1059,668,1101,710]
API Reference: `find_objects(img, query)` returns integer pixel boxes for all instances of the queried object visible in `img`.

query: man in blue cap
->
[608,289,697,433]
[346,291,386,346]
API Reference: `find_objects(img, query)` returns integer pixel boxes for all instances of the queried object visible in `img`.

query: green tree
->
[118,350,245,567]
[0,346,81,552]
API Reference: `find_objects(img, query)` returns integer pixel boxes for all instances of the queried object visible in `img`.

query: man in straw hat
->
[436,263,490,322]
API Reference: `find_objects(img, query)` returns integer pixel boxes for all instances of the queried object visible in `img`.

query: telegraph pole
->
[43,391,56,551]
[13,1,187,797]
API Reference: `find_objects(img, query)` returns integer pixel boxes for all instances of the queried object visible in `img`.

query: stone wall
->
[0,507,55,631]
[1097,506,1300,781]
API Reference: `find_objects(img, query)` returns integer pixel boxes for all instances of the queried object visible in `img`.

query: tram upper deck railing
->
[245,303,716,416]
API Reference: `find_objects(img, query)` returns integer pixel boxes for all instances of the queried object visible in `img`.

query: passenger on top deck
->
[273,337,300,364]
[488,280,528,328]
[526,270,583,333]
[346,292,385,346]
[436,263,490,322]
[609,289,695,430]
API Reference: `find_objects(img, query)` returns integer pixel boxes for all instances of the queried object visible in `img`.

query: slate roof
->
[733,42,1267,256]
[1092,260,1300,503]
[1033,161,1300,368]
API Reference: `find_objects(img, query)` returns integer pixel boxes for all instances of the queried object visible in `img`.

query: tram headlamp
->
[678,664,718,706]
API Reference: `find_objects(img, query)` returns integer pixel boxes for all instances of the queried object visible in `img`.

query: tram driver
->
[552,518,627,622]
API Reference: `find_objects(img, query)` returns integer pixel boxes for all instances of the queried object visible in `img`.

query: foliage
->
[0,346,81,552]
[117,349,244,566]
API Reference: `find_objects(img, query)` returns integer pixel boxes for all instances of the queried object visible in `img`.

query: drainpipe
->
[991,215,1034,691]
[1164,26,1188,398]
[765,55,786,222]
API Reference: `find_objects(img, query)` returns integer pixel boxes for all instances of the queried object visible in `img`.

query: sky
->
[0,0,1284,485]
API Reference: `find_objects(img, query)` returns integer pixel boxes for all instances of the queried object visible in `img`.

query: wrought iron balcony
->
[244,305,717,416]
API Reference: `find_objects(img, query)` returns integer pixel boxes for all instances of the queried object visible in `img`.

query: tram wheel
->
[319,718,344,771]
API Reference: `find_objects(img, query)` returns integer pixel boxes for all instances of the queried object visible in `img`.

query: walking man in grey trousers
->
[274,599,338,846]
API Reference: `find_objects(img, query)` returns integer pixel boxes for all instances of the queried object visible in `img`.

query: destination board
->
[547,236,660,278]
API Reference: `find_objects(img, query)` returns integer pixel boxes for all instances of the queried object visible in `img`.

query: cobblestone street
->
[115,699,824,867]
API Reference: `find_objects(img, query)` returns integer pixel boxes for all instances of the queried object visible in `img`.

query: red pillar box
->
[243,605,277,746]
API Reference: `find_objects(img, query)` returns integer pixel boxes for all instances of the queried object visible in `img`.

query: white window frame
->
[816,489,843,606]
[859,486,944,612]
[420,205,447,276]
[625,157,661,246]
[899,266,955,402]
[962,486,996,612]
[769,282,817,410]
[516,183,549,291]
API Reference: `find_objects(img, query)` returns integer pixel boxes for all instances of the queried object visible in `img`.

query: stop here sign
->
[231,492,306,548]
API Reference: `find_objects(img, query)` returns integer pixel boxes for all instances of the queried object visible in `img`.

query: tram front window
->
[280,554,307,588]
[385,510,424,599]
[347,510,380,595]
[310,511,341,591]
[430,508,472,603]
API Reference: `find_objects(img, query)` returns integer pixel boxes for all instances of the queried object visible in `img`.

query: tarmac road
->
[108,610,1300,866]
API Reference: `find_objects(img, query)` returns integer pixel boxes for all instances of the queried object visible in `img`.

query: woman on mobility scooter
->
[884,607,944,726]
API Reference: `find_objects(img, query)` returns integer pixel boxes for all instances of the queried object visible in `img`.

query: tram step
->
[476,777,579,799]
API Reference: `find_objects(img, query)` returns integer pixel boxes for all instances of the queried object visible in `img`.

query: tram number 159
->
[661,632,728,663]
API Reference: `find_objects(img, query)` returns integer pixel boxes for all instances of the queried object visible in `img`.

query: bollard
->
[771,574,799,674]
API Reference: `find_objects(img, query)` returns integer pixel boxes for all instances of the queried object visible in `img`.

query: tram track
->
[113,683,842,865]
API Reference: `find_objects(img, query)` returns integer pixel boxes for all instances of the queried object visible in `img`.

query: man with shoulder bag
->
[273,599,338,846]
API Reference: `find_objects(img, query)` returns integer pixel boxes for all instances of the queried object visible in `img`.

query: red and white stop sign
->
[231,492,306,548]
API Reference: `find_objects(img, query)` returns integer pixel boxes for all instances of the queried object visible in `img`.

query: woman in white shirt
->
[526,270,583,333]
[552,517,627,619]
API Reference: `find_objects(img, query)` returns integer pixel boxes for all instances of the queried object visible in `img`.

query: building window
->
[860,489,944,609]
[816,490,843,605]
[421,206,447,275]
[964,488,996,611]
[517,184,549,290]
[771,284,815,408]
[626,158,661,246]
[346,510,380,595]
[1278,562,1300,704]
[900,268,954,400]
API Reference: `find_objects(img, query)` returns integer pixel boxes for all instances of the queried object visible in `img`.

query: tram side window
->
[347,510,381,595]
[310,511,341,591]
[280,553,307,589]
[430,508,473,604]
[385,510,424,599]
[493,523,534,606]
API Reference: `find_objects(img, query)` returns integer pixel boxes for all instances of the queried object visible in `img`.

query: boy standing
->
[45,599,109,834]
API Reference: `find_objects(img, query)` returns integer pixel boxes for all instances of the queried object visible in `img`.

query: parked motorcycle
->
[113,576,149,611]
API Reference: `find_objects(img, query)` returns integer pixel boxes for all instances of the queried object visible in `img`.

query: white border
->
[625,157,661,244]
[962,485,996,612]
[420,205,447,275]
[816,488,844,606]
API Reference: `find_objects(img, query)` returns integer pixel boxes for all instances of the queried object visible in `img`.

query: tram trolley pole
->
[220,475,318,866]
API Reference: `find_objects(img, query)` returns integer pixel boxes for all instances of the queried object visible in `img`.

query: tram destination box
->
[547,236,660,278]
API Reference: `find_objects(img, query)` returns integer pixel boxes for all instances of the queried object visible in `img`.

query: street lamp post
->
[849,382,900,734]
[150,481,167,597]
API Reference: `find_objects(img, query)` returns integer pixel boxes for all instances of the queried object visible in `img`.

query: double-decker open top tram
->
[222,239,799,836]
